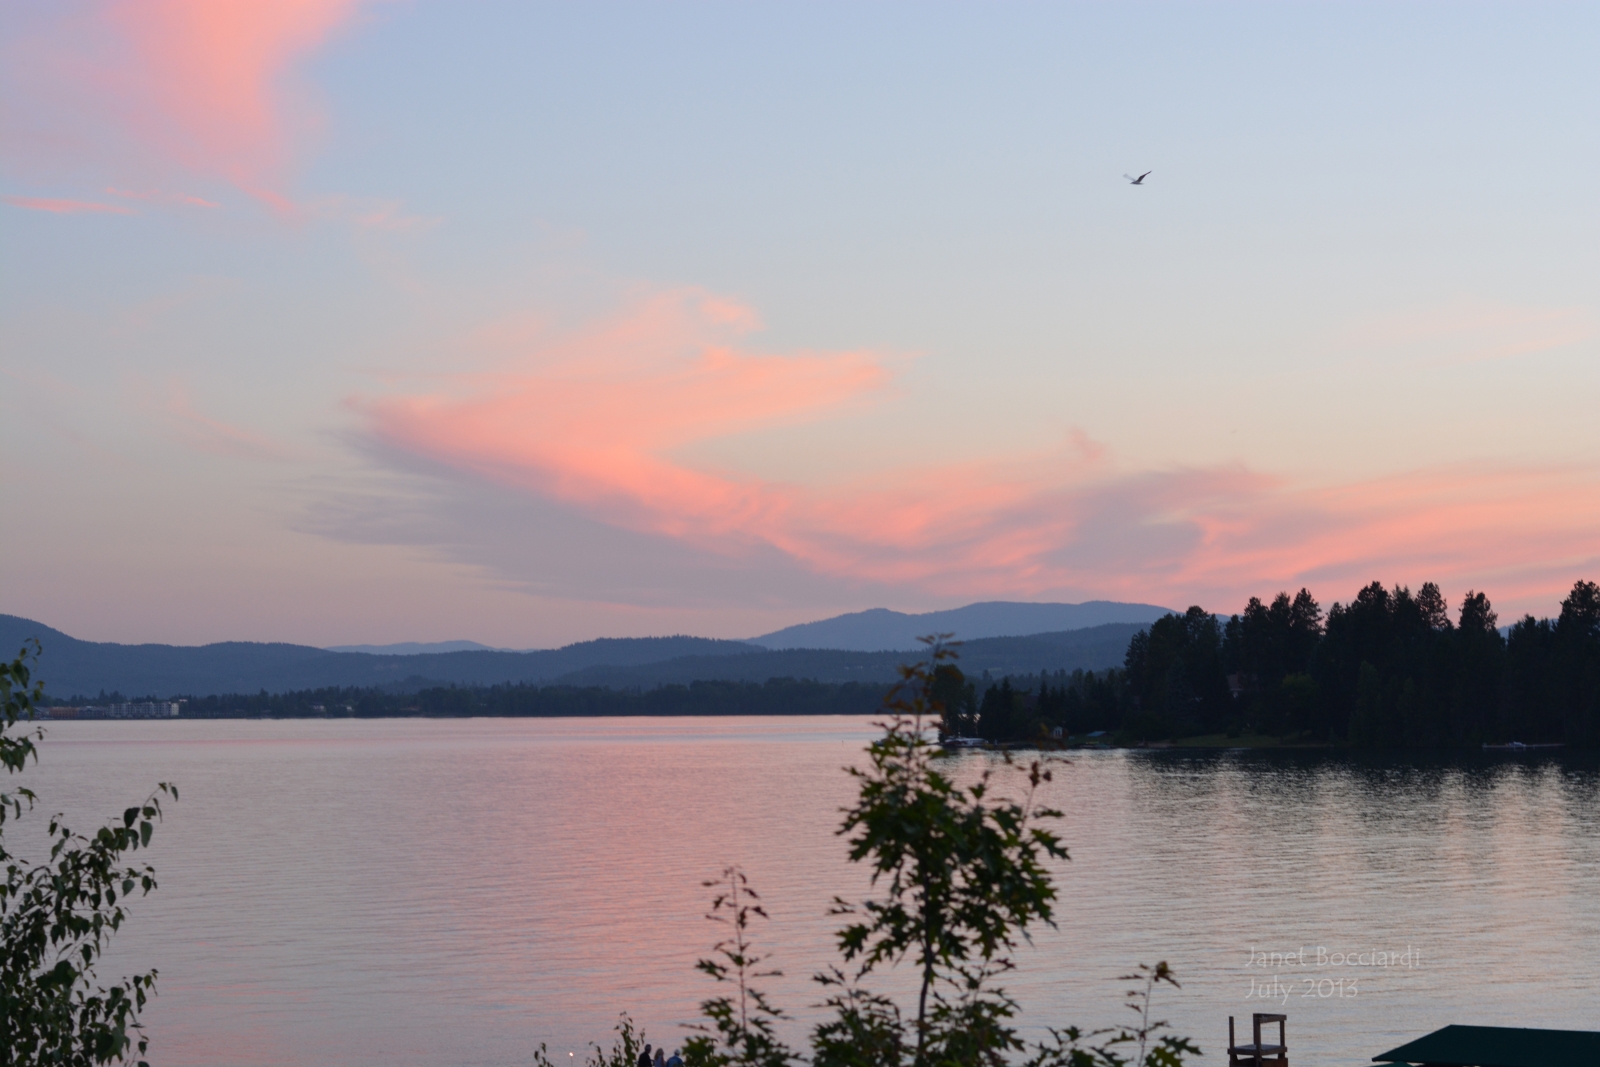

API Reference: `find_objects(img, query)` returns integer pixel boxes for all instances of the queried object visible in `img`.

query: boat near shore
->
[941,736,987,749]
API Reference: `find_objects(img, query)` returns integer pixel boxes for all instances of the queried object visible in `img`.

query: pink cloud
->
[2,194,136,215]
[357,290,1600,619]
[104,0,363,213]
[10,1,365,215]
[1100,464,1600,615]
[362,290,894,551]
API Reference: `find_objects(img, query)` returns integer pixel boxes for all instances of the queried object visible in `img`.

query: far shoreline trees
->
[946,579,1600,751]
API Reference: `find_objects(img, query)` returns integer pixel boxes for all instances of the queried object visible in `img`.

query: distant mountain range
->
[1,600,1171,699]
[322,601,1174,657]
[549,624,1147,688]
[0,615,757,699]
[749,600,1172,651]
[325,640,504,655]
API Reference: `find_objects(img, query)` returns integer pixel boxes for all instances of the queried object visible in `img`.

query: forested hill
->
[2,614,1141,700]
[0,615,759,699]
[547,624,1143,688]
[69,625,1144,719]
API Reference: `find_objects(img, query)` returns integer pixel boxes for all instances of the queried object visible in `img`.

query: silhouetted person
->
[654,1049,665,1067]
[638,1044,652,1067]
[667,1050,683,1067]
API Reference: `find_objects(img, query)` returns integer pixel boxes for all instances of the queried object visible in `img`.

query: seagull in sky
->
[1124,171,1151,185]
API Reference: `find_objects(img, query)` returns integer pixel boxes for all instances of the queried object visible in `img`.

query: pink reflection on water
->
[19,719,1600,1066]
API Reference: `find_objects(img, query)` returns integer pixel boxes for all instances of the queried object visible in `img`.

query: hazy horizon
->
[7,598,1169,652]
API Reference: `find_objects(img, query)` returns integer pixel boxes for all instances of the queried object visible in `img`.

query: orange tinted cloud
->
[359,290,1600,618]
[2,194,136,215]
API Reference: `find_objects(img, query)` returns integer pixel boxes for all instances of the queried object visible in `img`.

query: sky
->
[2,1,1597,648]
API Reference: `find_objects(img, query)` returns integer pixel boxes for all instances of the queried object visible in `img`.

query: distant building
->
[48,702,182,720]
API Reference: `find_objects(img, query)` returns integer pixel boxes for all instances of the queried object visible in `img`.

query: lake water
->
[13,717,1600,1066]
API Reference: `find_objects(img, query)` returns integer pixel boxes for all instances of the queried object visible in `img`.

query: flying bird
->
[1124,171,1151,185]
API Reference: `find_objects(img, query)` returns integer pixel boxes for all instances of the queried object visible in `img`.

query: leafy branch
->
[684,866,797,1067]
[2,640,178,1067]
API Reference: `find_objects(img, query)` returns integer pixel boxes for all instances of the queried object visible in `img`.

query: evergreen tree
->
[1553,581,1600,746]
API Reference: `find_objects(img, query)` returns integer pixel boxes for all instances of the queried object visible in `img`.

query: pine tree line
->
[940,580,1600,750]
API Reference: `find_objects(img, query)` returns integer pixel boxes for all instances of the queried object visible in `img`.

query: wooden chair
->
[1229,1014,1287,1067]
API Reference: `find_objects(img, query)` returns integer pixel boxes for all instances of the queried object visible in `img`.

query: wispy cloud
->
[348,290,1600,617]
[359,290,896,556]
[310,195,442,232]
[2,194,136,215]
[8,0,368,216]
[106,186,220,208]
[103,0,365,214]
[168,383,297,462]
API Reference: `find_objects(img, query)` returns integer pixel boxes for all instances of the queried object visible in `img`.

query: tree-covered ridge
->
[941,579,1600,750]
[11,617,1143,702]
[95,678,890,719]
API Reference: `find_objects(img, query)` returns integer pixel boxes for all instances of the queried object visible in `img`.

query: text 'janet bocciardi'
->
[1242,945,1422,1003]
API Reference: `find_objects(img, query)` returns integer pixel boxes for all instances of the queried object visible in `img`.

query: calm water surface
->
[18,717,1600,1066]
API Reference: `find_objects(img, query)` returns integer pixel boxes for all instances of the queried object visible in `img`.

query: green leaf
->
[3,641,172,1067]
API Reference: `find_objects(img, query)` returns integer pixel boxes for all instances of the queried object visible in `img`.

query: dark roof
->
[1372,1025,1600,1067]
